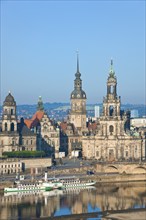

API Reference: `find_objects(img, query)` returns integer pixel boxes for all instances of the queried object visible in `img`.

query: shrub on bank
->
[2,151,46,158]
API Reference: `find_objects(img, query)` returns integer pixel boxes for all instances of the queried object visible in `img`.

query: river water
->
[0,181,146,220]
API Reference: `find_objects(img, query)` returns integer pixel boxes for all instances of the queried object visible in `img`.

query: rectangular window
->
[96,151,99,157]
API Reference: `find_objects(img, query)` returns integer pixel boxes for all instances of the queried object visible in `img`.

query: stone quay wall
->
[21,158,52,170]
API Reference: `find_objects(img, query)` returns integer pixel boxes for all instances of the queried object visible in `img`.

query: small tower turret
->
[37,96,44,111]
[2,92,17,132]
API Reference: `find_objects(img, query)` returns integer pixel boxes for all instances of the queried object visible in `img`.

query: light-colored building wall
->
[0,159,22,174]
[21,158,52,169]
[131,118,146,128]
[95,106,100,118]
[40,113,60,158]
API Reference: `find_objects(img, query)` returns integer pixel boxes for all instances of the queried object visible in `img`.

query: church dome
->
[71,89,86,99]
[3,92,16,106]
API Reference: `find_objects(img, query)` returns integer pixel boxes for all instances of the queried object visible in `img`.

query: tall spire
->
[76,50,79,73]
[109,58,115,77]
[75,50,81,78]
[111,58,113,68]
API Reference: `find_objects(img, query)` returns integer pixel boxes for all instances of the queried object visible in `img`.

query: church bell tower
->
[103,60,121,118]
[2,92,17,132]
[70,53,87,130]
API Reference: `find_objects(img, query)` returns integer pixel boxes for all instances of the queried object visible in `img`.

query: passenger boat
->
[50,176,96,189]
[60,176,96,189]
[4,172,63,193]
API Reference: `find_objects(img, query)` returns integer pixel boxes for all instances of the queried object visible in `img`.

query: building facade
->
[0,59,145,162]
[24,96,60,158]
[0,159,23,174]
[82,61,145,161]
[0,92,37,157]
[60,54,87,157]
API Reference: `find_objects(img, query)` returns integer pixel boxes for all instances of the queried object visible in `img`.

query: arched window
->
[11,123,14,131]
[5,123,7,131]
[109,106,114,116]
[109,125,114,135]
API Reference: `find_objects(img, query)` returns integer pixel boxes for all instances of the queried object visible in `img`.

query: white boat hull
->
[4,182,63,193]
[62,181,96,189]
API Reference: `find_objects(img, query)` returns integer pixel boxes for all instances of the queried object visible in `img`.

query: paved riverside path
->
[30,208,146,220]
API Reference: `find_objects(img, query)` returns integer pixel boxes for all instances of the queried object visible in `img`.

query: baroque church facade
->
[0,58,146,161]
[82,61,145,161]
[61,58,146,161]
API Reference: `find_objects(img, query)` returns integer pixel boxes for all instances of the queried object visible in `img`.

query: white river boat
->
[49,176,96,189]
[4,172,63,193]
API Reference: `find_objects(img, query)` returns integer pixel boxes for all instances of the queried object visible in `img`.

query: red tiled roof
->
[25,111,44,129]
[32,111,44,121]
[31,117,40,127]
[24,119,33,129]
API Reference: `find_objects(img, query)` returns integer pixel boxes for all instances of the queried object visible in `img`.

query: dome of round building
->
[71,89,86,99]
[3,92,16,106]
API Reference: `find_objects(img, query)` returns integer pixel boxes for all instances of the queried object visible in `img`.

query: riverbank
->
[0,172,146,191]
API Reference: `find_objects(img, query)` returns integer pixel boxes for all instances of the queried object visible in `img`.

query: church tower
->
[70,54,87,130]
[103,60,121,118]
[100,60,126,137]
[2,92,17,132]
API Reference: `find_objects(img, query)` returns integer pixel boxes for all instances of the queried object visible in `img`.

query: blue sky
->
[1,0,145,105]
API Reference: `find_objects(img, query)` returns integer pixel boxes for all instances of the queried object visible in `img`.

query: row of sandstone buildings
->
[0,59,146,163]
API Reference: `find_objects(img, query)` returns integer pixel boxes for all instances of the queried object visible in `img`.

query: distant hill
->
[0,103,145,120]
